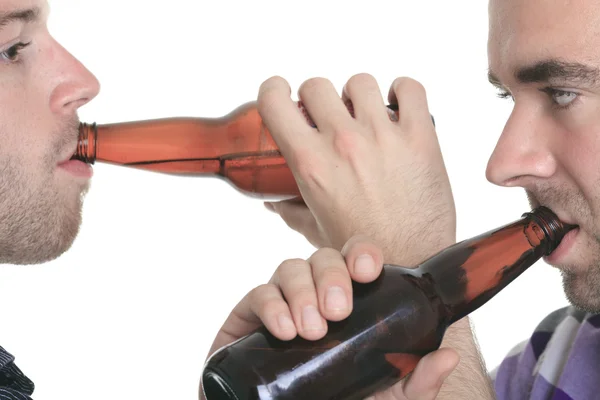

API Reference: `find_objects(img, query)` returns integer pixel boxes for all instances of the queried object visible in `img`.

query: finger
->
[208,284,296,355]
[258,76,314,157]
[340,235,385,283]
[394,348,459,400]
[264,200,325,248]
[298,77,355,132]
[341,73,389,128]
[264,199,312,233]
[307,247,353,321]
[271,258,328,340]
[387,77,433,130]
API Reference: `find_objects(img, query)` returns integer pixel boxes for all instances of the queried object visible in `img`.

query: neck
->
[416,220,548,324]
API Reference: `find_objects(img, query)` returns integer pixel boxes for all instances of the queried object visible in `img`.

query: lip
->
[57,159,93,179]
[544,226,579,264]
[57,144,78,165]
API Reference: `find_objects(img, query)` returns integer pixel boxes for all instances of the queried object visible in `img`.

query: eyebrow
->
[488,59,600,88]
[0,7,40,29]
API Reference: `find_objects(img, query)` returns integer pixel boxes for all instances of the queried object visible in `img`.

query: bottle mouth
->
[72,122,97,164]
[523,206,578,255]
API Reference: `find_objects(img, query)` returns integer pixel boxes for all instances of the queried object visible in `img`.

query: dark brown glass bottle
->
[72,102,410,199]
[200,206,575,400]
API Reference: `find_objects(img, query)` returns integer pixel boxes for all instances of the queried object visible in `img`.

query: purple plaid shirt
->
[492,306,600,400]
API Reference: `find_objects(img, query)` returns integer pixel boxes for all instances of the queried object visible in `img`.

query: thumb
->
[264,200,315,234]
[393,348,459,400]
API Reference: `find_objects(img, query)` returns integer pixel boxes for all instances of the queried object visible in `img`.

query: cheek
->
[557,134,600,209]
[0,79,53,164]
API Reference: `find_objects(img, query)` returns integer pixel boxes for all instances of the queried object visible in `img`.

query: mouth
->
[56,144,93,179]
[541,209,579,265]
[544,226,579,264]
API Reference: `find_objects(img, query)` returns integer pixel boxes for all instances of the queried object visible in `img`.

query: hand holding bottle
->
[201,206,573,399]
[199,235,459,400]
[258,74,456,265]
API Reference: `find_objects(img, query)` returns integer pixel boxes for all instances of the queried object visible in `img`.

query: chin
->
[561,269,600,314]
[11,206,82,265]
[0,187,85,266]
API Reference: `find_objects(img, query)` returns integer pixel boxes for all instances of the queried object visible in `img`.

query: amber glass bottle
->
[72,102,419,199]
[200,206,575,400]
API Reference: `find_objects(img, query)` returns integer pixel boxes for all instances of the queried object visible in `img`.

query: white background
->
[0,1,570,399]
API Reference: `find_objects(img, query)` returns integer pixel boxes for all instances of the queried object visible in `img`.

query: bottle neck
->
[73,122,97,164]
[522,206,574,255]
[416,207,573,324]
[71,105,271,171]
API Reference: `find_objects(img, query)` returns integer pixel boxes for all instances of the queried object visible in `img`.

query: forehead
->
[488,0,600,76]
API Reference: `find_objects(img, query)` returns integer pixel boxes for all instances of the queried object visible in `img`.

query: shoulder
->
[490,306,587,399]
[0,345,35,398]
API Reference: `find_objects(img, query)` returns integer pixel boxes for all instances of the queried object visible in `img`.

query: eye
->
[550,89,577,106]
[0,41,31,63]
[496,89,514,101]
[540,88,579,109]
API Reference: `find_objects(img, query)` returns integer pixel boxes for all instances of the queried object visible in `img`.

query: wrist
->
[384,234,456,267]
[441,317,475,350]
[439,317,496,400]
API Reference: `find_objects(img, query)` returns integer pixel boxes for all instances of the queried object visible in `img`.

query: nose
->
[485,104,557,187]
[47,37,100,115]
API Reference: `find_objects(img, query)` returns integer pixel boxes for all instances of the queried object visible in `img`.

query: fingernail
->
[302,305,324,331]
[325,286,348,311]
[355,254,375,275]
[277,313,295,332]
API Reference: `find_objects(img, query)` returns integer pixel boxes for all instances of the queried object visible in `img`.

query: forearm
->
[437,317,496,399]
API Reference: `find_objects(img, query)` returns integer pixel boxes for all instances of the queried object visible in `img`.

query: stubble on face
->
[0,118,89,265]
[488,0,600,313]
[527,187,600,313]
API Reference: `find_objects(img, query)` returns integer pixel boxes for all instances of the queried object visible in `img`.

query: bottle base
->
[202,369,241,400]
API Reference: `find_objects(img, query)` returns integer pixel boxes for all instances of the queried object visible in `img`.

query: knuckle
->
[250,283,276,301]
[258,296,285,317]
[346,73,378,92]
[332,129,361,158]
[260,75,288,92]
[298,77,332,98]
[288,286,319,308]
[257,91,278,115]
[257,76,288,111]
[312,246,342,261]
[332,130,368,175]
[351,233,375,244]
[248,283,281,316]
[317,263,350,283]
[311,248,348,277]
[277,258,309,277]
[392,76,427,97]
[341,235,380,259]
